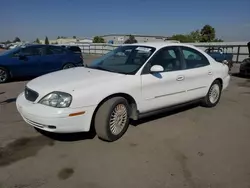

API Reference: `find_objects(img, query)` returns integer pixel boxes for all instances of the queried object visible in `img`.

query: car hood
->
[26,67,125,96]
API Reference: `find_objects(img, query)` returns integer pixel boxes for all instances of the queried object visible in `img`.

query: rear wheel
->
[63,63,74,69]
[94,97,130,142]
[0,67,10,83]
[201,80,222,107]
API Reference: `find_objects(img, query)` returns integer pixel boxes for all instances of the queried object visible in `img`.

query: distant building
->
[77,38,93,43]
[39,37,93,45]
[100,34,171,44]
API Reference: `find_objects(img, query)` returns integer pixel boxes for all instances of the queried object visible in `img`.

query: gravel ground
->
[0,59,250,188]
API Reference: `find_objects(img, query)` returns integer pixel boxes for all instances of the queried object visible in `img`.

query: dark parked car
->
[66,46,82,54]
[205,47,233,70]
[240,42,250,77]
[0,44,84,83]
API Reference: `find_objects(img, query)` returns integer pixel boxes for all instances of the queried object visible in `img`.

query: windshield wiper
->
[91,66,116,73]
[89,66,126,74]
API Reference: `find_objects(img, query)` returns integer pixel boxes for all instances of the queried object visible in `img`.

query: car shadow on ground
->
[9,76,36,83]
[0,97,17,104]
[35,126,97,142]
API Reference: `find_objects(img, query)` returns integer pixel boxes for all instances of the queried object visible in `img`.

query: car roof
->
[124,42,197,50]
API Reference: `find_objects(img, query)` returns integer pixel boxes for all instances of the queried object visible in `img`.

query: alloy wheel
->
[209,84,220,104]
[109,104,128,135]
[0,68,8,83]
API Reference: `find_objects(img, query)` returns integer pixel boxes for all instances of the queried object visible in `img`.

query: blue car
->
[0,44,84,83]
[205,47,233,70]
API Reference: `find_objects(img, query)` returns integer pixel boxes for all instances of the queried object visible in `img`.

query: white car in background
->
[8,44,18,49]
[16,43,230,142]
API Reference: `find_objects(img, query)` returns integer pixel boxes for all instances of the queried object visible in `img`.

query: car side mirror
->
[222,60,228,65]
[150,65,164,73]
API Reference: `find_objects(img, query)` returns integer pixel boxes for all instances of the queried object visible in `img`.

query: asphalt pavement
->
[0,57,250,188]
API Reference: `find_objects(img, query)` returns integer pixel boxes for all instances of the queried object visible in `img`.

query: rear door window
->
[67,46,81,53]
[180,46,210,69]
[13,46,42,57]
[44,46,66,55]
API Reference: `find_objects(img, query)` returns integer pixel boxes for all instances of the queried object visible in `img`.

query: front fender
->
[0,58,18,77]
[69,75,142,109]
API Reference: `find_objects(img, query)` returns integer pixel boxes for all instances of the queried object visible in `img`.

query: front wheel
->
[0,67,10,83]
[94,97,130,142]
[201,80,222,107]
[62,63,74,69]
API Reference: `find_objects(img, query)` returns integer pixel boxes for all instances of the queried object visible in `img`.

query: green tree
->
[13,37,21,43]
[124,35,137,44]
[93,36,105,43]
[170,34,194,43]
[189,30,201,42]
[4,40,11,44]
[35,38,40,44]
[45,36,49,45]
[200,25,215,42]
[73,36,76,39]
[57,36,61,39]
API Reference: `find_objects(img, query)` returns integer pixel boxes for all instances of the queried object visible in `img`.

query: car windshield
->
[0,47,21,56]
[88,45,156,74]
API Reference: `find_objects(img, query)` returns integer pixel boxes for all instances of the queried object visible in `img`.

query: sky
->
[0,0,250,42]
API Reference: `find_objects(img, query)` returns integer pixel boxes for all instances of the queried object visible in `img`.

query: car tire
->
[94,97,130,142]
[62,63,74,69]
[201,80,222,108]
[0,67,10,83]
[239,70,246,77]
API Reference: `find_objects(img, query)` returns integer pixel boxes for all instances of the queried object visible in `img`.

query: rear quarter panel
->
[199,49,229,90]
[63,52,83,66]
[210,61,229,82]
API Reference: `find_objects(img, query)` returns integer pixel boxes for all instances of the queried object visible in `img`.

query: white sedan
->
[16,43,230,142]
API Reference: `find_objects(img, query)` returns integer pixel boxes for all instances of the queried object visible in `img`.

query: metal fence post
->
[236,45,240,63]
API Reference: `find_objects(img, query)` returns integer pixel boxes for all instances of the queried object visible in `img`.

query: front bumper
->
[16,92,96,133]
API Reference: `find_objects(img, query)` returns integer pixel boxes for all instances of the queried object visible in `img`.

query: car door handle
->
[176,75,185,81]
[208,71,213,75]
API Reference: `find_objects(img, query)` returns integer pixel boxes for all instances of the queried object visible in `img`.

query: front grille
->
[25,87,39,102]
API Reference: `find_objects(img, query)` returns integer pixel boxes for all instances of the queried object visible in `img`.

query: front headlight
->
[39,91,72,108]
